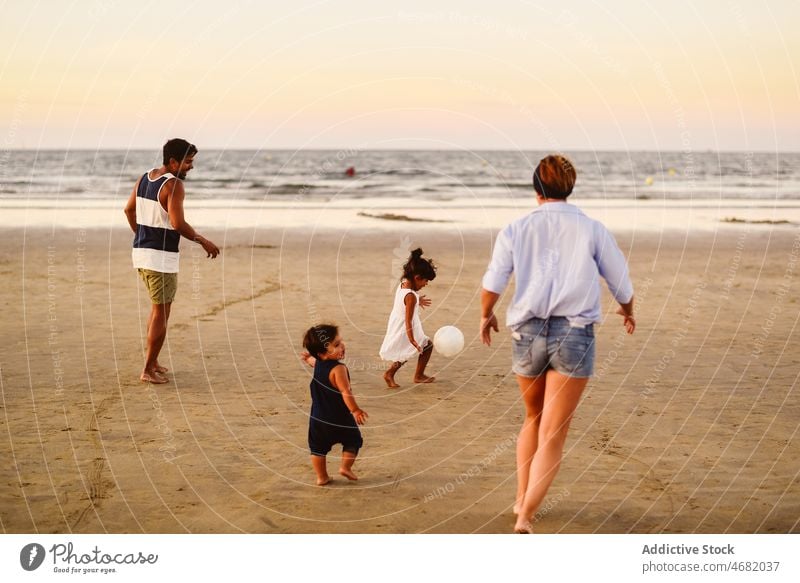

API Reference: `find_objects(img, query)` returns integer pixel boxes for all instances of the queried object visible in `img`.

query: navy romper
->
[308,359,363,456]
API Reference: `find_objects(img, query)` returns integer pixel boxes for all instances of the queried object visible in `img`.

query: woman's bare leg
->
[514,369,588,533]
[514,374,546,514]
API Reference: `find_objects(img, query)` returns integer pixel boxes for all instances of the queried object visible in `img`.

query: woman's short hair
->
[533,155,577,200]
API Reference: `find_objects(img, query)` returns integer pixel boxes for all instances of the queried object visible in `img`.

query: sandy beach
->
[1,221,798,534]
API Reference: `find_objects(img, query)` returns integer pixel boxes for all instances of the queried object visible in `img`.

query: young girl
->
[301,324,368,485]
[379,248,437,388]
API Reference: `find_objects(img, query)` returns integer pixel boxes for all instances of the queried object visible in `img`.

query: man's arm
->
[123,178,140,233]
[165,179,220,258]
[331,365,368,425]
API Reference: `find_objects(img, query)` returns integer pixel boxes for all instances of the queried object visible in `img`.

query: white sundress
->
[379,284,430,362]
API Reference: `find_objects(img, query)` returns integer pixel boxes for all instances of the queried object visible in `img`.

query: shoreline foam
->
[2,198,800,232]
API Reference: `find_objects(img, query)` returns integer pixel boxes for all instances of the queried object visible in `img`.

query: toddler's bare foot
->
[383,371,400,388]
[339,468,358,481]
[413,375,435,384]
[141,370,168,384]
[316,476,332,486]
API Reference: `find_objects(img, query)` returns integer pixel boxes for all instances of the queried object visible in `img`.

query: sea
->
[2,149,799,202]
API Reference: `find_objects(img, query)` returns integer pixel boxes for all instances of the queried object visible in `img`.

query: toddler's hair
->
[402,248,437,281]
[303,323,339,358]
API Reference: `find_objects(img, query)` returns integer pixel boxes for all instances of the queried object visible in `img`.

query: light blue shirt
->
[482,202,634,329]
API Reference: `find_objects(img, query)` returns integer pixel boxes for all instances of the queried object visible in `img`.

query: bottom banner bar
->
[1,534,797,582]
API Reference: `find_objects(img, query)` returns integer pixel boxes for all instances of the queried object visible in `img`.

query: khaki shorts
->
[138,269,177,304]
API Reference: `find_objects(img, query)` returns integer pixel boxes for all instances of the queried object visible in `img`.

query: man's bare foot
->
[316,476,332,486]
[141,370,168,384]
[383,371,400,388]
[339,468,358,481]
[513,520,533,534]
[413,375,435,384]
[154,363,169,374]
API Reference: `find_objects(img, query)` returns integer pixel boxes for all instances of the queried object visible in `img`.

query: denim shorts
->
[511,317,595,378]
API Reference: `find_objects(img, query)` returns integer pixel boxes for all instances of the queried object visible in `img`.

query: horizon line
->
[6,147,800,155]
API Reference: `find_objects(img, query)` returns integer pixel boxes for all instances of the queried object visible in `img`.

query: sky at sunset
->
[1,0,798,151]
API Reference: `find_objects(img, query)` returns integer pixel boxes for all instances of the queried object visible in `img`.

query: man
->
[124,138,220,384]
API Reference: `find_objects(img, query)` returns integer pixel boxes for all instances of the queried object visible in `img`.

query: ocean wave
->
[3,150,800,203]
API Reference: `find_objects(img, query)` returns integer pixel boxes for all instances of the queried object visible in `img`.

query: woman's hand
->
[616,307,636,334]
[480,314,499,346]
[419,294,432,309]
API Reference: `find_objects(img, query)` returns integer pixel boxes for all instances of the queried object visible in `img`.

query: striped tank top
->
[131,170,181,273]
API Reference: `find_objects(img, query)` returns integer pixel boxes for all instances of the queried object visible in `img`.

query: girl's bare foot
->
[339,468,358,481]
[154,363,169,374]
[383,371,400,388]
[413,375,435,384]
[316,476,332,486]
[141,370,168,384]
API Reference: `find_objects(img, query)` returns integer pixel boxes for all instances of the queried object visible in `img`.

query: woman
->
[480,154,635,533]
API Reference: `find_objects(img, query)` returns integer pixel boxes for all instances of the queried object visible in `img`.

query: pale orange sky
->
[0,0,797,150]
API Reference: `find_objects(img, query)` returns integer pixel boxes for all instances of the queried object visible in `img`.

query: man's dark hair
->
[303,324,339,358]
[163,138,198,166]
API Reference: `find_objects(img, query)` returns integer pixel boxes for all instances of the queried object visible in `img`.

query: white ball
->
[433,326,464,357]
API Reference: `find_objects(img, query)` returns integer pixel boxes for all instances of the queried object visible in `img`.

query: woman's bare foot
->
[316,476,332,486]
[413,374,435,384]
[154,363,169,374]
[383,371,400,388]
[513,520,533,534]
[339,468,358,481]
[141,370,168,384]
